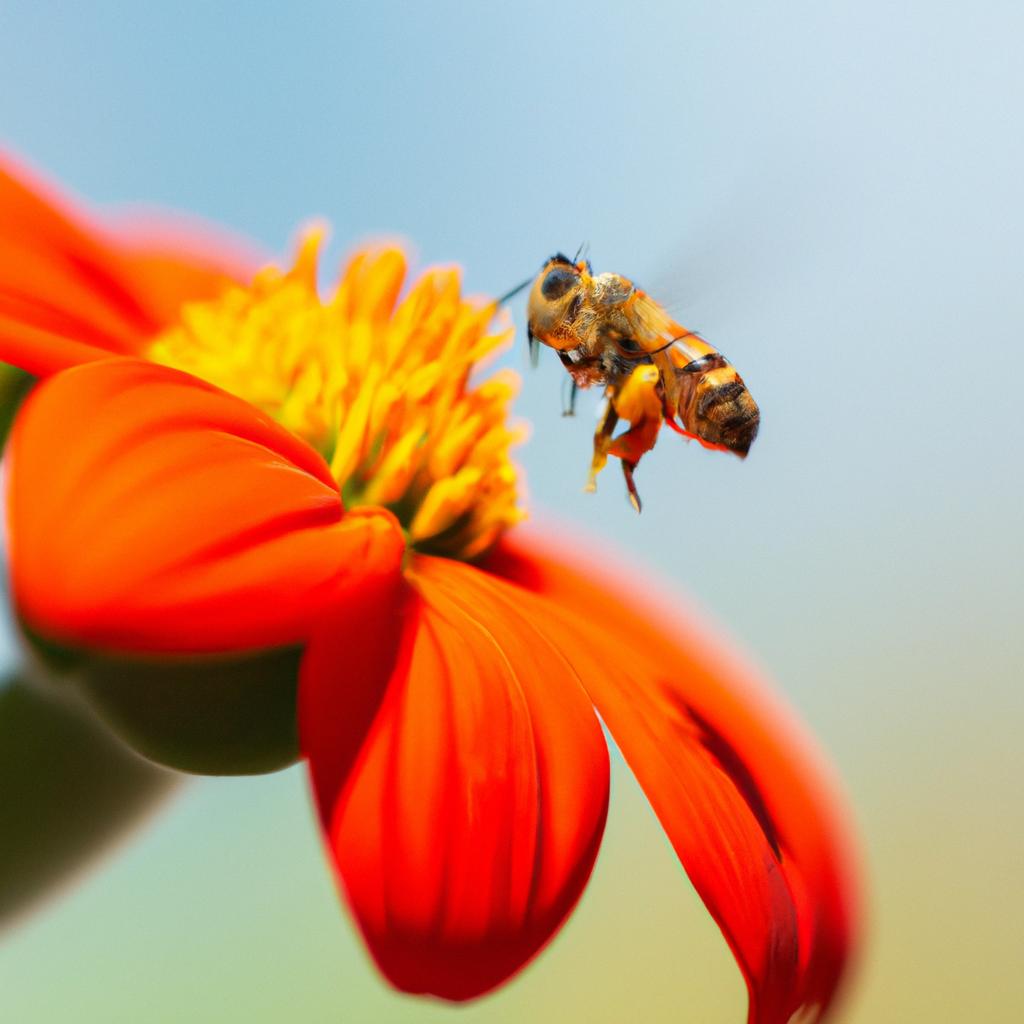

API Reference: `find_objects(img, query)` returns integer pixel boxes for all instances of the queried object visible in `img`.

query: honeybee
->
[505,252,759,511]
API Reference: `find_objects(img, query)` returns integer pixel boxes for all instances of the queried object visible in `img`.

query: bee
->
[506,252,760,511]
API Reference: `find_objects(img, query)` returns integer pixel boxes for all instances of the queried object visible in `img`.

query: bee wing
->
[623,291,679,352]
[626,291,709,364]
[622,291,725,434]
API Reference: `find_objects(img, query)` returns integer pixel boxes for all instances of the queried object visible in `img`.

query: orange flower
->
[0,155,861,1023]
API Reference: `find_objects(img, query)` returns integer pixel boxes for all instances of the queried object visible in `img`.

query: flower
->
[0,155,860,1023]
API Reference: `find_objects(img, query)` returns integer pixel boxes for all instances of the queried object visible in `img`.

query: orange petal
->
[485,530,861,1024]
[8,358,404,654]
[300,555,609,1001]
[0,316,117,378]
[0,154,258,374]
[105,208,263,327]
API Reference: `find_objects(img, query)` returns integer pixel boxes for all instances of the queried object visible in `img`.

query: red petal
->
[7,358,404,654]
[486,530,861,1024]
[300,555,609,1001]
[0,154,258,375]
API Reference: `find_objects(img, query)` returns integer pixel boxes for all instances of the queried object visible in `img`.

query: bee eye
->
[540,267,577,301]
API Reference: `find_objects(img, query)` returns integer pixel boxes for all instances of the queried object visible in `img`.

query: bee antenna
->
[494,275,534,306]
[572,241,593,274]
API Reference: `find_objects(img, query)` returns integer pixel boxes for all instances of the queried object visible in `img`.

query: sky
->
[0,1,1022,1021]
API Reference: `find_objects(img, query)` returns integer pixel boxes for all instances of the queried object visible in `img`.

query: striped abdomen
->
[671,351,760,457]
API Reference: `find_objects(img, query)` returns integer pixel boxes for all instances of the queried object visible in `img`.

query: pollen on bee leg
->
[587,366,663,510]
[615,365,661,420]
[586,396,619,493]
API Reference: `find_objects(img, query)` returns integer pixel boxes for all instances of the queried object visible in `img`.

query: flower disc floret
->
[148,232,525,559]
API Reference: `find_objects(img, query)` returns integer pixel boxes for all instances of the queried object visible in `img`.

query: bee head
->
[526,253,588,351]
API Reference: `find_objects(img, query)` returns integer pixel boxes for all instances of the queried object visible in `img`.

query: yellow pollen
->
[148,229,525,560]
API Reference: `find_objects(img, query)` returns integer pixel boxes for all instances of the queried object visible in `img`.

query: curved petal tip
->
[486,530,862,1024]
[8,358,404,654]
[300,556,610,1000]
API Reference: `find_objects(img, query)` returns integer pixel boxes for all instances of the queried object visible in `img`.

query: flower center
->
[148,230,525,560]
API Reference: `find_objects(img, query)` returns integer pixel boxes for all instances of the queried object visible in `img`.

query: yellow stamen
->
[148,231,525,560]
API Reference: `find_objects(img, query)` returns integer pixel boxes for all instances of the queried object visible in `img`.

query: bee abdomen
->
[676,363,760,457]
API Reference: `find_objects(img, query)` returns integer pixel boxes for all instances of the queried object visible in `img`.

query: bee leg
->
[620,461,642,513]
[562,379,579,417]
[586,396,619,493]
[603,365,662,512]
[610,423,652,513]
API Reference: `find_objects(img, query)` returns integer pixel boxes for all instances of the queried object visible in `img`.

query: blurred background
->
[0,1,1021,1020]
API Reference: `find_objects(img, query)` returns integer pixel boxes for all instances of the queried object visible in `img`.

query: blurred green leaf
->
[0,363,33,449]
[0,672,178,931]
[75,646,304,776]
